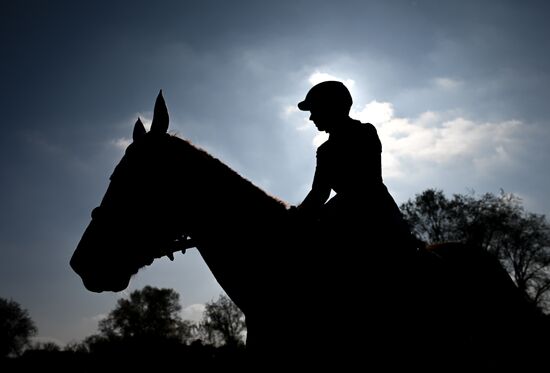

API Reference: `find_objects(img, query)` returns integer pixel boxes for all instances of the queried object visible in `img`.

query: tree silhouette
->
[401,189,550,312]
[0,297,37,357]
[71,288,247,370]
[199,294,246,347]
[97,285,195,342]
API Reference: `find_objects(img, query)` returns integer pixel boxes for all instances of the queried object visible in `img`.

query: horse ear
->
[133,117,146,141]
[150,90,169,134]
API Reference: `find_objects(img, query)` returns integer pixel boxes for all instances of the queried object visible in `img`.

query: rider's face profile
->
[308,106,343,133]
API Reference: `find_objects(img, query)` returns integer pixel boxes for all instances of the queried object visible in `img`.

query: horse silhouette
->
[70,91,537,370]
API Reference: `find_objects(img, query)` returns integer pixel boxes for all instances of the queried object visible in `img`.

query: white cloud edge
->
[181,303,206,323]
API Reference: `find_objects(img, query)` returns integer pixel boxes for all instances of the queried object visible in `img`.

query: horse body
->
[71,92,534,369]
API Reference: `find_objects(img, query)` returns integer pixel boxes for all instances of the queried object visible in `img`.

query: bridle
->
[93,137,201,263]
[90,203,198,264]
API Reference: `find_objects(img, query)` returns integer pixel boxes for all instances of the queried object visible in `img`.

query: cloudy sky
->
[2,0,550,345]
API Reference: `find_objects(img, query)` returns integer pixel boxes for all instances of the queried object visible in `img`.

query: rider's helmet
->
[298,81,353,114]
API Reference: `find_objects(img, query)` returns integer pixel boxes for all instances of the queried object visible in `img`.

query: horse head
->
[70,91,195,292]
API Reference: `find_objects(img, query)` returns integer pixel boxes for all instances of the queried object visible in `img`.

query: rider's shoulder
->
[347,120,378,139]
[355,120,377,131]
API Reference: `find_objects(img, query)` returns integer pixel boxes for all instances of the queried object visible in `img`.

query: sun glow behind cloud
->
[308,71,356,90]
[304,71,357,148]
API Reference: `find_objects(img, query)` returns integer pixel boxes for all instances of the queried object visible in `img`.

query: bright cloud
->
[313,132,329,147]
[352,100,394,125]
[356,101,524,179]
[181,303,205,322]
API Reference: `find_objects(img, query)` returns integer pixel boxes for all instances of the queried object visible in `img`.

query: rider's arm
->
[297,151,331,214]
[297,186,330,214]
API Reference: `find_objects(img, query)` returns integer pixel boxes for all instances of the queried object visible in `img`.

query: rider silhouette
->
[287,81,422,367]
[295,81,415,253]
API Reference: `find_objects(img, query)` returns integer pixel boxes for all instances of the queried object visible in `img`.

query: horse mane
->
[168,134,288,213]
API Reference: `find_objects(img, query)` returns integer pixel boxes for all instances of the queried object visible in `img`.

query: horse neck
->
[171,138,287,245]
[168,138,289,313]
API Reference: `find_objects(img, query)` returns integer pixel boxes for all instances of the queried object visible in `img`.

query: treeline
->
[1,290,246,371]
